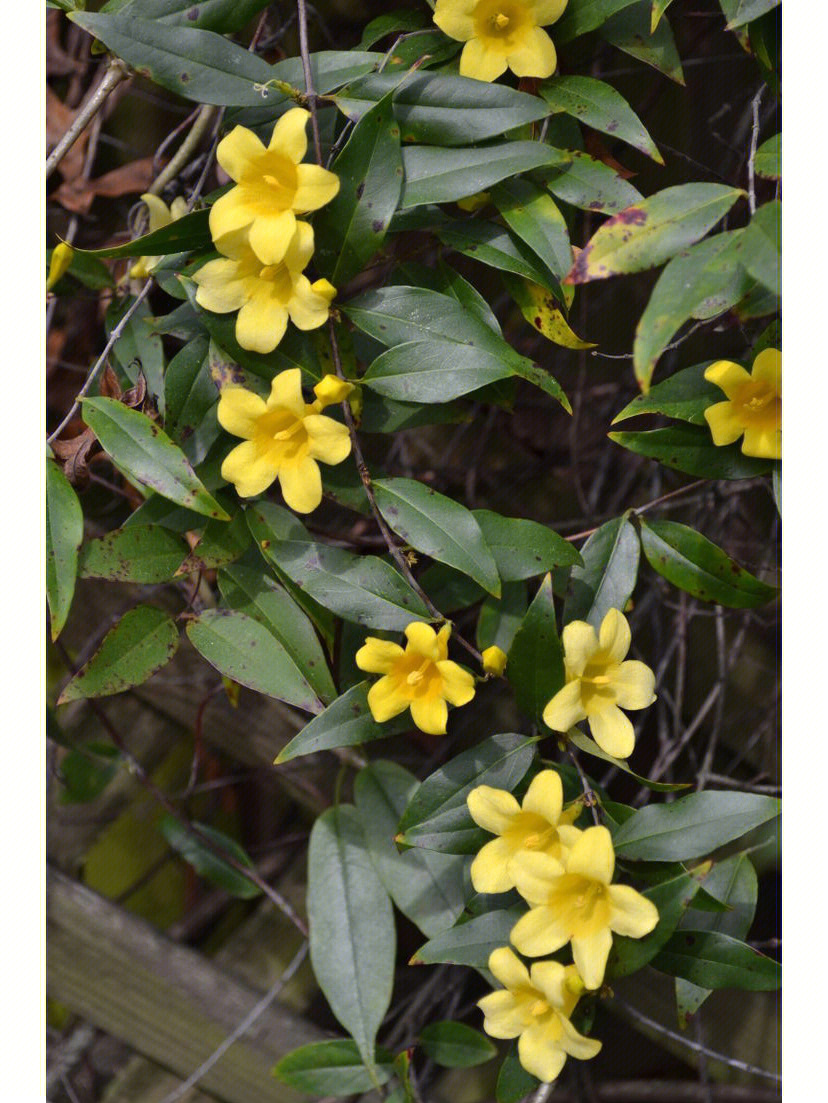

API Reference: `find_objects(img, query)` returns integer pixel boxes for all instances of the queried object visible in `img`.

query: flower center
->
[524,826,556,850]
[493,12,510,29]
[257,262,294,300]
[474,0,525,42]
[529,998,548,1018]
[574,880,605,919]
[406,659,432,687]
[733,380,781,429]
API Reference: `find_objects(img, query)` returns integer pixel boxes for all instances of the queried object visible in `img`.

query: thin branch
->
[567,746,601,826]
[148,104,218,196]
[46,57,129,177]
[747,87,765,216]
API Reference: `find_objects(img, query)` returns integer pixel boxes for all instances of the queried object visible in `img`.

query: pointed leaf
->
[613,362,720,426]
[159,817,261,899]
[502,274,594,352]
[273,1041,395,1095]
[401,142,568,208]
[740,201,780,296]
[473,510,582,580]
[653,930,779,989]
[78,525,189,583]
[719,0,780,30]
[563,515,640,628]
[508,574,565,726]
[363,340,513,403]
[569,728,690,792]
[602,1,685,84]
[420,1022,497,1068]
[539,76,662,162]
[608,867,704,979]
[493,177,573,282]
[46,460,84,641]
[537,152,643,214]
[412,907,524,968]
[74,208,210,259]
[608,425,776,479]
[276,682,411,762]
[436,221,561,297]
[754,133,780,180]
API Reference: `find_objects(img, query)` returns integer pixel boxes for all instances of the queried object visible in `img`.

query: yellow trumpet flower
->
[433,0,568,82]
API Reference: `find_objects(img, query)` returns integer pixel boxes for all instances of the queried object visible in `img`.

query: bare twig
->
[148,104,218,196]
[46,57,129,177]
[747,87,765,215]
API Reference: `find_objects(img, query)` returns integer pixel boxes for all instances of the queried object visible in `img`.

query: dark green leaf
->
[608,425,776,479]
[492,177,572,283]
[436,221,560,295]
[612,362,720,426]
[539,75,662,162]
[556,0,642,41]
[754,133,780,179]
[360,9,428,47]
[363,340,513,404]
[640,520,778,607]
[163,335,220,464]
[412,907,524,967]
[563,515,640,628]
[46,246,113,291]
[536,152,643,214]
[58,606,179,703]
[719,0,780,30]
[308,806,395,1069]
[474,510,582,580]
[401,142,568,208]
[105,297,166,413]
[419,1022,497,1068]
[75,209,210,259]
[78,525,188,583]
[159,817,261,898]
[497,1044,540,1102]
[653,930,779,989]
[46,460,84,641]
[740,201,780,296]
[602,1,685,84]
[120,0,272,33]
[508,575,565,726]
[608,867,703,979]
[178,511,251,573]
[273,1040,395,1095]
[569,729,690,792]
[58,743,121,805]
[276,683,410,762]
[476,583,527,655]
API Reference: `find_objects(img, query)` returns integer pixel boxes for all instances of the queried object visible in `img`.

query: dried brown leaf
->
[54,157,155,215]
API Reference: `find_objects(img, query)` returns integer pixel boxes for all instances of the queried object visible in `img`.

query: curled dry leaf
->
[54,157,156,216]
[51,428,99,487]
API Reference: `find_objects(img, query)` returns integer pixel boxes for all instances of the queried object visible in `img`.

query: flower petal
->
[435,660,476,706]
[268,107,310,163]
[559,1015,602,1060]
[235,295,288,354]
[511,905,569,957]
[565,826,614,884]
[367,675,409,723]
[571,927,613,990]
[542,680,586,733]
[528,960,568,1009]
[518,1023,568,1083]
[287,276,333,331]
[436,623,452,660]
[478,990,525,1039]
[193,258,248,313]
[471,837,520,894]
[221,441,276,498]
[268,368,306,417]
[467,784,521,834]
[216,125,266,182]
[506,26,557,78]
[751,347,781,392]
[410,695,449,735]
[613,660,656,710]
[522,769,564,822]
[139,193,173,232]
[512,851,565,905]
[279,456,323,513]
[216,386,268,440]
[607,884,660,938]
[304,414,351,466]
[248,209,297,266]
[704,400,745,447]
[742,425,781,459]
[588,704,635,759]
[293,163,341,212]
[284,219,316,270]
[355,638,404,674]
[561,620,598,676]
[704,359,751,397]
[532,0,569,24]
[598,608,631,663]
[209,191,255,246]
[404,621,440,659]
[433,0,476,41]
[459,38,509,82]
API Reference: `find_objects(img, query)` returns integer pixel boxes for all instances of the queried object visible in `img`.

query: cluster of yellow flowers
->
[194,108,340,355]
[434,0,568,82]
[469,770,659,1082]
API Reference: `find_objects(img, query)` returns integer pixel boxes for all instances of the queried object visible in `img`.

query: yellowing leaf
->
[504,275,595,349]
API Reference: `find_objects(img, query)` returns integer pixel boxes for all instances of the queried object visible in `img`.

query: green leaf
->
[436,221,561,296]
[608,867,703,979]
[308,806,395,1069]
[81,398,229,519]
[539,76,662,162]
[640,520,778,608]
[334,71,549,147]
[556,0,642,40]
[373,477,501,596]
[653,930,779,989]
[58,606,179,703]
[497,1044,540,1102]
[118,0,272,34]
[740,201,780,296]
[363,340,514,404]
[400,142,568,208]
[719,0,780,30]
[276,682,411,762]
[246,502,431,630]
[492,178,573,282]
[651,0,677,30]
[58,743,121,805]
[78,525,188,583]
[419,1022,497,1068]
[68,11,277,105]
[563,515,640,628]
[178,511,251,573]
[477,583,527,655]
[159,817,261,898]
[608,425,776,479]
[400,259,502,335]
[568,184,743,284]
[398,733,537,854]
[186,608,323,712]
[412,907,524,967]
[218,563,335,705]
[537,152,643,214]
[633,232,752,390]
[602,1,685,84]
[46,246,113,291]
[105,297,166,413]
[507,575,565,726]
[315,92,403,287]
[569,729,690,792]
[46,460,84,641]
[273,1040,395,1095]
[613,362,720,426]
[163,335,219,464]
[473,510,582,580]
[754,133,780,179]
[354,761,467,938]
[74,208,210,259]
[501,273,594,353]
[360,9,429,47]
[612,790,780,861]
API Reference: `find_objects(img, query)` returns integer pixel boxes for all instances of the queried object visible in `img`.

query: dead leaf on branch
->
[53,157,156,215]
[46,84,88,183]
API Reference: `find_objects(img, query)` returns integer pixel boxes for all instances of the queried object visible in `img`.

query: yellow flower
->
[457,191,492,212]
[704,348,781,460]
[312,374,354,407]
[355,623,476,735]
[193,223,335,354]
[217,368,351,509]
[47,242,74,290]
[542,608,655,759]
[478,947,601,1083]
[467,770,581,893]
[511,825,659,989]
[481,645,508,676]
[129,193,188,279]
[433,0,568,82]
[210,108,340,265]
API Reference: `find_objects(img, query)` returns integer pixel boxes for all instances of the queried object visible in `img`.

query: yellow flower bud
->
[313,374,354,409]
[481,645,508,676]
[46,242,74,291]
[457,191,491,212]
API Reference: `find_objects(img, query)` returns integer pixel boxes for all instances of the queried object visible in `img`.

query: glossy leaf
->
[497,1044,540,1102]
[651,0,677,30]
[740,201,780,296]
[315,91,403,287]
[308,806,395,1069]
[163,335,219,464]
[354,761,467,937]
[419,1022,497,1068]
[539,75,662,162]
[360,9,428,47]
[276,682,411,762]
[437,221,560,295]
[477,583,527,655]
[58,606,179,703]
[502,273,594,351]
[373,477,501,596]
[653,930,779,989]
[555,0,642,40]
[78,525,188,583]
[398,733,537,854]
[46,460,84,641]
[401,142,568,208]
[602,1,685,84]
[81,398,229,519]
[120,0,273,33]
[363,340,513,404]
[612,790,780,861]
[493,177,572,282]
[508,575,565,726]
[569,728,690,792]
[473,510,582,580]
[719,0,780,30]
[218,563,335,704]
[754,133,780,179]
[608,425,776,479]
[186,608,323,713]
[563,515,640,628]
[640,520,778,608]
[179,511,251,572]
[273,1040,395,1095]
[46,246,113,291]
[608,867,703,979]
[246,502,431,629]
[613,362,720,426]
[159,817,261,899]
[537,152,643,214]
[75,209,210,259]
[412,907,524,967]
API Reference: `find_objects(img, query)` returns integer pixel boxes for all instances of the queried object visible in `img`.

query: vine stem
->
[295,0,482,666]
[564,480,709,543]
[46,57,129,177]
